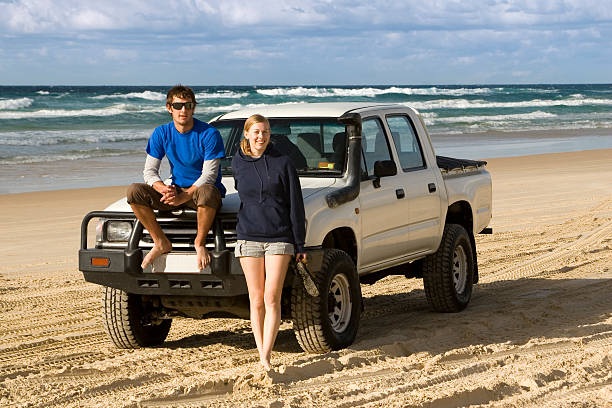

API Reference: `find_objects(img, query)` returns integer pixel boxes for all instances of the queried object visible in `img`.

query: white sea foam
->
[0,129,149,146]
[91,90,165,101]
[1,150,135,165]
[196,91,249,99]
[405,97,612,110]
[0,104,162,119]
[36,90,50,95]
[256,86,494,98]
[434,111,557,123]
[0,97,34,110]
[198,101,303,113]
[419,112,438,118]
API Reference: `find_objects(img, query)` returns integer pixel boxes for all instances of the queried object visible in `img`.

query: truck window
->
[211,121,243,173]
[213,118,346,176]
[385,115,425,171]
[361,118,392,177]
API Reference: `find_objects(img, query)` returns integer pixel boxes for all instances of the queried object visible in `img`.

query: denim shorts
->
[234,240,295,258]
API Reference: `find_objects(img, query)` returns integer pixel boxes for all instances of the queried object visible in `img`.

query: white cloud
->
[1,0,611,84]
[71,9,115,30]
[3,0,611,34]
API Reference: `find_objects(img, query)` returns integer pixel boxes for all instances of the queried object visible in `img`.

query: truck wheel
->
[423,223,474,312]
[102,287,171,348]
[291,249,362,353]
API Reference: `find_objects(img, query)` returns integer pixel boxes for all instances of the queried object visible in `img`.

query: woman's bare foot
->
[261,358,271,372]
[142,239,172,269]
[195,245,211,270]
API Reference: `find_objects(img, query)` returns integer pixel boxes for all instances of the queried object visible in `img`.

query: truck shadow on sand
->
[353,275,611,357]
[161,275,610,357]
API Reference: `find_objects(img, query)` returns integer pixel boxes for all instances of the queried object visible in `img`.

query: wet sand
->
[0,149,611,407]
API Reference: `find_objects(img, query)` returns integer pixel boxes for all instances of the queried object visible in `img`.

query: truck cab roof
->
[212,102,413,120]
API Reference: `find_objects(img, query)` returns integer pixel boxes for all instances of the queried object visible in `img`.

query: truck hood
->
[103,177,337,212]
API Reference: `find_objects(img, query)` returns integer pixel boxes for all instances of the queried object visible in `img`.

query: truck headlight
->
[106,221,133,242]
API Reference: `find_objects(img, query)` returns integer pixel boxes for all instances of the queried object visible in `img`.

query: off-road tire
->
[423,223,474,312]
[103,287,171,348]
[291,249,362,353]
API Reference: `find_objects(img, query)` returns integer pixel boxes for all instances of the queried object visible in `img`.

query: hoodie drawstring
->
[252,160,264,203]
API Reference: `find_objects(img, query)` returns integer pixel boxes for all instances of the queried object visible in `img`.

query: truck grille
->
[140,214,238,250]
[98,210,237,251]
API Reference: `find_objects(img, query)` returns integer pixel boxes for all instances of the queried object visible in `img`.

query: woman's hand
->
[296,252,307,263]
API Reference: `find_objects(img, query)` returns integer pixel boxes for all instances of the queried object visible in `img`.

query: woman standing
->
[232,114,307,371]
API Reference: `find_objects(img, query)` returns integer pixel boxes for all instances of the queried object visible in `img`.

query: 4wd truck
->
[79,102,492,353]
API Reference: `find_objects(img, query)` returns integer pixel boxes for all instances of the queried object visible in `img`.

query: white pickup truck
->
[79,102,492,353]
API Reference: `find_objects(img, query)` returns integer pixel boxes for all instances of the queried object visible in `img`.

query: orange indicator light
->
[91,257,110,267]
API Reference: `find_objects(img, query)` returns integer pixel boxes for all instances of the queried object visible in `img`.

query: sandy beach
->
[1,149,611,407]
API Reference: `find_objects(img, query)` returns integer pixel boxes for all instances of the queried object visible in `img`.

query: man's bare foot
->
[142,239,172,269]
[195,245,211,270]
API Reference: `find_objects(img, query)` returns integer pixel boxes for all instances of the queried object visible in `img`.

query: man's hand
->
[157,184,193,206]
[158,184,177,204]
[195,245,211,270]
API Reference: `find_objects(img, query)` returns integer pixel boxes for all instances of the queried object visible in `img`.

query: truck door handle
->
[396,188,405,199]
[428,183,437,193]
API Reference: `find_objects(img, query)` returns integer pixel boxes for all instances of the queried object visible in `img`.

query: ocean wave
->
[256,86,495,98]
[0,149,139,165]
[36,90,50,95]
[196,91,249,99]
[0,129,149,146]
[0,104,162,119]
[91,90,165,101]
[198,101,303,114]
[407,97,612,110]
[419,112,438,119]
[432,120,612,133]
[0,97,34,110]
[434,111,557,123]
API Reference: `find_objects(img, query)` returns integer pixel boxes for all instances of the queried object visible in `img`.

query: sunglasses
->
[170,102,195,110]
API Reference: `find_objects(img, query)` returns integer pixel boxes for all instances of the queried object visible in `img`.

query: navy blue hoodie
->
[231,144,306,253]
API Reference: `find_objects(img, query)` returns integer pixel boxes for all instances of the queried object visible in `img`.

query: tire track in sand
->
[481,219,612,283]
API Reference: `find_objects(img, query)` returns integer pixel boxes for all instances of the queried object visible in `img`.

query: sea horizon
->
[2,83,612,194]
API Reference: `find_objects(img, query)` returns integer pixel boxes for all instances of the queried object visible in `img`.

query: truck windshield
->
[213,118,347,177]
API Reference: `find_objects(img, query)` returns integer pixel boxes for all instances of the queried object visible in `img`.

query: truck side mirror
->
[372,160,397,188]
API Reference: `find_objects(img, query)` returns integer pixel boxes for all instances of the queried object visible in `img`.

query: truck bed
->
[436,156,487,172]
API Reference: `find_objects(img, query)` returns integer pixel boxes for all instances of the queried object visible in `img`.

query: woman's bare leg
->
[261,254,292,369]
[239,257,266,365]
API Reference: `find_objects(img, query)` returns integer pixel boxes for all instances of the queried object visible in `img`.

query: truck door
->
[358,117,412,269]
[385,114,442,254]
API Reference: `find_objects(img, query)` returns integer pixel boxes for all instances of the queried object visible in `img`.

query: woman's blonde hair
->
[240,114,270,156]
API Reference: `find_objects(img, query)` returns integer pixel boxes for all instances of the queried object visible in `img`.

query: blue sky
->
[1,0,611,85]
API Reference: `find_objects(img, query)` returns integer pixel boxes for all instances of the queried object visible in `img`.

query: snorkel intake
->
[325,112,362,208]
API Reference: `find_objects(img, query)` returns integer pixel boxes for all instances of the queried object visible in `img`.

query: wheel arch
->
[445,200,479,283]
[321,227,358,265]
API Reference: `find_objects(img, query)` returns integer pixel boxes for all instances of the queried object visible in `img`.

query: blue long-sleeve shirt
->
[231,144,306,253]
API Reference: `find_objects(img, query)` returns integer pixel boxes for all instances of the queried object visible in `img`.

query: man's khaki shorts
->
[127,183,222,211]
[234,240,295,258]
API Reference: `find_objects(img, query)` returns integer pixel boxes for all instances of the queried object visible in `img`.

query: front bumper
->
[79,211,247,297]
[79,211,323,298]
[79,248,249,297]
